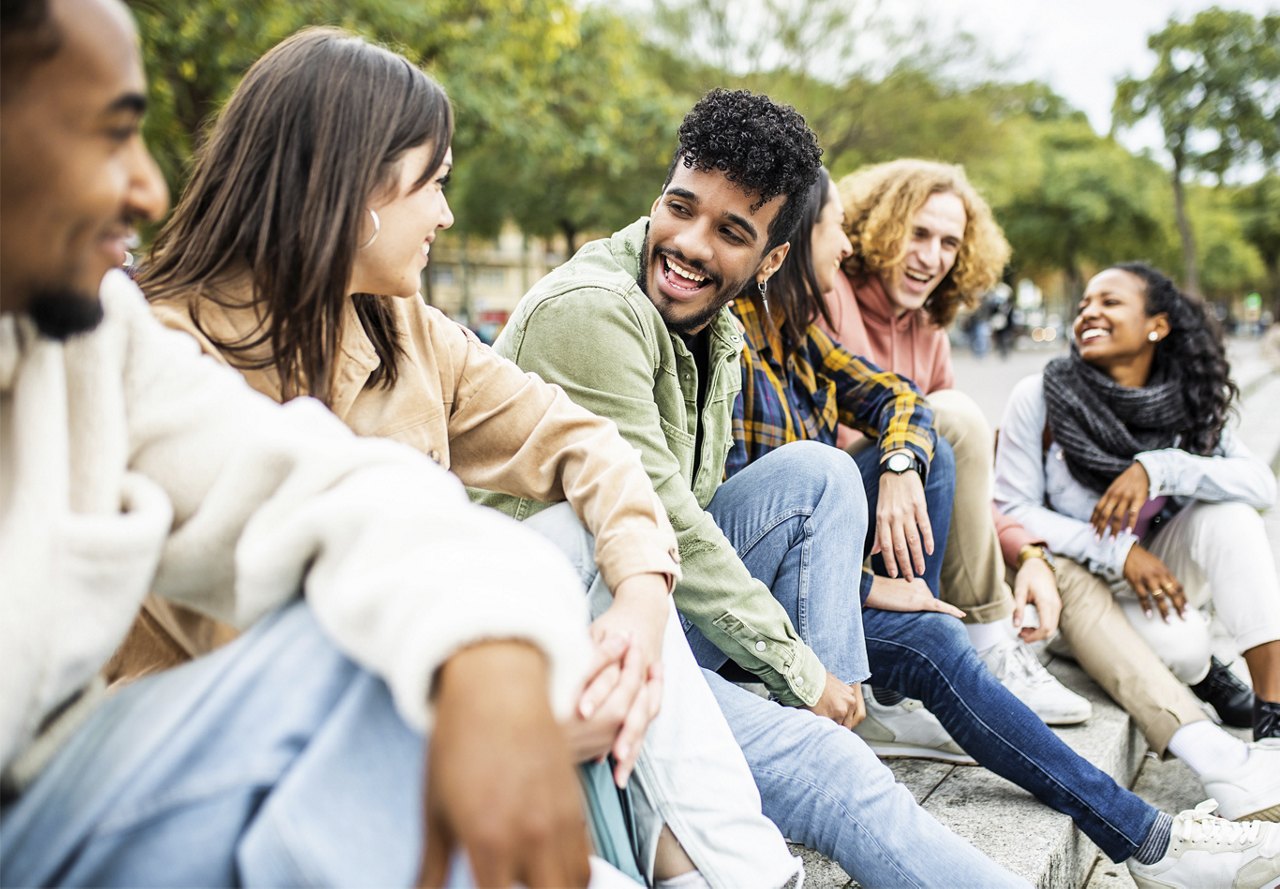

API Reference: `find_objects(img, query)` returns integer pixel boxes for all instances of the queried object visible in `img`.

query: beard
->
[638,230,752,335]
[27,287,105,340]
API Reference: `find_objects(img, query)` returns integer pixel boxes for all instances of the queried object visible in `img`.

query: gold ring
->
[1152,590,1165,597]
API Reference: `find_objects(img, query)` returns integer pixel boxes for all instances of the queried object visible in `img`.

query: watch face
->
[887,453,912,473]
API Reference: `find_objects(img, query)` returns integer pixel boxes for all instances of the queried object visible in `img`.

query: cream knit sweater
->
[0,271,590,789]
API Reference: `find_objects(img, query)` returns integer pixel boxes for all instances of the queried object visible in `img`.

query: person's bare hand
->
[421,641,590,889]
[865,575,965,619]
[1092,462,1150,538]
[1013,558,1060,642]
[1123,543,1187,622]
[803,672,866,729]
[872,466,934,580]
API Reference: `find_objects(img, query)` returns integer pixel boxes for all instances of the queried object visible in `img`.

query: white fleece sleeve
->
[110,275,590,729]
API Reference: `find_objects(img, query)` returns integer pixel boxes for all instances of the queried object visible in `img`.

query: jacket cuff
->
[593,528,683,595]
[763,643,826,709]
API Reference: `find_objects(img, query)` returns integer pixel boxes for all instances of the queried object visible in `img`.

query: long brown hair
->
[140,27,453,403]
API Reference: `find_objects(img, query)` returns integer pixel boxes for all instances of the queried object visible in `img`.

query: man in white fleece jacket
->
[0,0,607,885]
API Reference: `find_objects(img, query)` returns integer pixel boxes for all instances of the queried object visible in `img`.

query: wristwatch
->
[880,451,925,480]
[1016,544,1056,577]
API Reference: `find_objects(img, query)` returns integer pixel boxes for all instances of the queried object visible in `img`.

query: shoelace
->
[1256,701,1280,739]
[1174,799,1262,849]
[998,642,1056,687]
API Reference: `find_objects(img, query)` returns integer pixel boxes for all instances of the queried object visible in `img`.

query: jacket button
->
[754,640,767,652]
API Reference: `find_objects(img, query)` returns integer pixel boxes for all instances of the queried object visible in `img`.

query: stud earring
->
[359,209,381,250]
[1148,331,1159,342]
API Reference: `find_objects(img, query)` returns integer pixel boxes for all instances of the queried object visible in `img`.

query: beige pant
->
[930,389,1015,624]
[1051,556,1209,754]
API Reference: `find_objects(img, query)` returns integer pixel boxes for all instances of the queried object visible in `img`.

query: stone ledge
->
[792,657,1147,888]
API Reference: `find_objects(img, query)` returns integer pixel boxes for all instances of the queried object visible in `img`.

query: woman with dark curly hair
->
[995,263,1280,809]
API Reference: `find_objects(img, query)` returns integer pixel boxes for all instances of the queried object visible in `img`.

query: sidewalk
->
[790,337,1279,888]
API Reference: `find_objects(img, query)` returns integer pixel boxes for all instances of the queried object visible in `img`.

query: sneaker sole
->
[1040,711,1093,727]
[1235,802,1280,822]
[863,742,978,766]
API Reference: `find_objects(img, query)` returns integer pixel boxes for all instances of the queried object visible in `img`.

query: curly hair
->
[665,88,822,252]
[837,159,1010,328]
[1111,261,1238,454]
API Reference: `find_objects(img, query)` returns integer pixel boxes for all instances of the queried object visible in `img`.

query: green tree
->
[451,7,685,253]
[994,118,1173,300]
[1113,8,1280,296]
[1235,174,1280,312]
[128,0,582,194]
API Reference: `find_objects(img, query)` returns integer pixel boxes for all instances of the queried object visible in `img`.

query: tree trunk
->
[560,221,578,258]
[1170,153,1201,297]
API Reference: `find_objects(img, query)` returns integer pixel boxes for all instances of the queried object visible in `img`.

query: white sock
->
[966,619,1016,654]
[654,870,711,889]
[1168,719,1248,776]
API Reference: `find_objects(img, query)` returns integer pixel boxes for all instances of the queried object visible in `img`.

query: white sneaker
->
[853,690,977,765]
[1126,800,1280,889]
[979,638,1093,726]
[1200,739,1280,822]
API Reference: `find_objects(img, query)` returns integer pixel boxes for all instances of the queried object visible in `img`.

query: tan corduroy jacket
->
[110,289,680,676]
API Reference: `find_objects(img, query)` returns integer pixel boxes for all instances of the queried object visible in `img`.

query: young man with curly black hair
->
[480,88,1028,888]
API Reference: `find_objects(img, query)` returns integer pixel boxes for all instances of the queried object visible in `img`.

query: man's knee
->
[774,440,868,518]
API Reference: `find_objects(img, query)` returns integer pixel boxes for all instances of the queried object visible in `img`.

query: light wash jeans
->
[686,442,1027,888]
[0,602,652,889]
[777,440,1158,863]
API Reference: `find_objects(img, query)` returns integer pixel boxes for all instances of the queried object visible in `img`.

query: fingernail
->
[1144,609,1153,619]
[616,743,629,763]
[579,701,594,719]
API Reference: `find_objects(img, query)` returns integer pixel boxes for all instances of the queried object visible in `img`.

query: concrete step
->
[790,657,1148,889]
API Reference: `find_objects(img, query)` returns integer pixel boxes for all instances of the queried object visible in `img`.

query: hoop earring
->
[359,208,381,250]
[757,279,768,296]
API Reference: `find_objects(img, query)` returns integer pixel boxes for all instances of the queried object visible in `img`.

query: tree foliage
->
[1113,8,1280,295]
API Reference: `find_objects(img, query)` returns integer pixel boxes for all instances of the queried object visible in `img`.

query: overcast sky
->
[914,0,1277,154]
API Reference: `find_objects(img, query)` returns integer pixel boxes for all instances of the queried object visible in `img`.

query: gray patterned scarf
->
[1042,349,1188,494]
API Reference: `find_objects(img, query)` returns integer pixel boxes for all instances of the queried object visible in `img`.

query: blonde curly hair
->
[838,159,1010,328]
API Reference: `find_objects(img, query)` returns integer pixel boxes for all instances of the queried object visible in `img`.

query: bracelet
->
[1016,544,1056,577]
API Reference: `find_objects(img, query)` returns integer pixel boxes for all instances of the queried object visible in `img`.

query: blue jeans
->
[1,603,437,887]
[700,441,1157,865]
[851,438,956,595]
[685,443,1027,888]
[860,608,1157,861]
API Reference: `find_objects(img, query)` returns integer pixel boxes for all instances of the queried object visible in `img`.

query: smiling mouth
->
[1079,327,1109,342]
[658,252,715,297]
[903,268,933,284]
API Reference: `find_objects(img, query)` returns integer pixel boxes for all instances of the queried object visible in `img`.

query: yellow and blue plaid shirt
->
[727,295,936,479]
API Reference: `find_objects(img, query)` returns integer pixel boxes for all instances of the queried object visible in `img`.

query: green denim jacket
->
[480,218,825,707]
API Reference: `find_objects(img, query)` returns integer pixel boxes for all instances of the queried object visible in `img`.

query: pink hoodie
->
[821,272,954,448]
